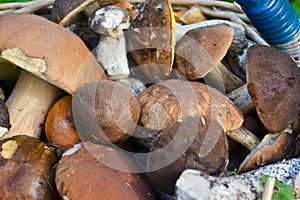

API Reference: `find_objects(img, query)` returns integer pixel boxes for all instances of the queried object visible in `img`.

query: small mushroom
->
[0,14,107,139]
[88,5,131,80]
[173,23,234,80]
[0,135,58,199]
[138,79,243,132]
[176,157,300,200]
[72,80,140,143]
[118,76,146,97]
[52,0,116,26]
[147,117,228,195]
[55,143,156,200]
[45,95,80,148]
[238,131,296,173]
[126,0,176,82]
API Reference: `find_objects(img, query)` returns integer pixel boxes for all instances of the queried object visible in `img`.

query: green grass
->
[0,0,32,3]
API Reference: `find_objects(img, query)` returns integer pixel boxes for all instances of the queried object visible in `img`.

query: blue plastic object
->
[235,0,300,44]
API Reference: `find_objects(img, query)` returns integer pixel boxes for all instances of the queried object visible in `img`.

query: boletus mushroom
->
[72,80,140,143]
[0,13,107,139]
[45,95,80,148]
[138,79,243,132]
[173,23,234,80]
[147,117,228,195]
[55,143,156,200]
[126,0,176,82]
[0,135,58,199]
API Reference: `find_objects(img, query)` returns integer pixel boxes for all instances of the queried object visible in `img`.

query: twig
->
[262,177,275,200]
[199,6,250,23]
[229,13,269,46]
[125,0,242,12]
[14,0,54,14]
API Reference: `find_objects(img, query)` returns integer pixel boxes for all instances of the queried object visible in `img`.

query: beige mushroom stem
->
[226,126,260,150]
[4,70,63,139]
[227,84,253,114]
[176,157,300,200]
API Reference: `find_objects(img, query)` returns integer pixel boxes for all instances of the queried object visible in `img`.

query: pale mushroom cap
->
[0,13,107,94]
[173,24,234,80]
[246,45,300,133]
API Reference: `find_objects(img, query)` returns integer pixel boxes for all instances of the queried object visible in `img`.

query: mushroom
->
[72,80,140,143]
[118,76,146,97]
[0,135,58,199]
[126,0,176,82]
[138,79,243,132]
[147,117,228,195]
[45,95,80,148]
[88,5,131,80]
[55,143,156,200]
[176,156,300,200]
[173,23,234,80]
[238,130,296,173]
[52,0,117,27]
[0,13,107,139]
[0,92,10,137]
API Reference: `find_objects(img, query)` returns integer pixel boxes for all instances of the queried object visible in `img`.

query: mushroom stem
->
[227,84,254,114]
[176,157,300,200]
[4,70,63,139]
[83,1,100,17]
[226,126,260,150]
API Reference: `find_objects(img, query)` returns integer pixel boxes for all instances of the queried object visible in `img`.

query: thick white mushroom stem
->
[176,157,300,200]
[227,84,254,114]
[4,70,63,139]
[226,126,260,150]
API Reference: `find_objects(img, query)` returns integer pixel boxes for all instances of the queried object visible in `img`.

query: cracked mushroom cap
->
[246,45,300,133]
[52,0,117,26]
[0,13,107,94]
[55,143,156,200]
[138,79,243,132]
[173,24,234,80]
[147,117,228,195]
[238,132,296,173]
[0,135,58,199]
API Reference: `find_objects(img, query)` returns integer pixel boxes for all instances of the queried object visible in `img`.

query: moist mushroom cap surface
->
[0,13,107,94]
[173,24,234,80]
[246,45,300,133]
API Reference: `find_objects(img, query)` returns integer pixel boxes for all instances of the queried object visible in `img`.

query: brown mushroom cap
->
[238,132,296,173]
[55,143,156,200]
[173,24,234,80]
[45,95,80,148]
[72,80,141,143]
[52,0,116,26]
[126,0,176,82]
[0,13,107,94]
[0,135,58,199]
[246,45,300,133]
[147,117,228,194]
[138,79,243,132]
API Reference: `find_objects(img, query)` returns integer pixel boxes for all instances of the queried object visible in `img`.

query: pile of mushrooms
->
[0,0,300,199]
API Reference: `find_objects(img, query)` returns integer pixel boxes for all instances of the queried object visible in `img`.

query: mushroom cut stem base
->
[4,70,63,139]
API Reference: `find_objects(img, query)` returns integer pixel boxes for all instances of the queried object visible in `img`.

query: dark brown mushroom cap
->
[0,135,58,199]
[246,45,300,133]
[147,117,228,195]
[173,24,234,80]
[138,79,243,132]
[52,0,117,26]
[55,143,156,200]
[72,80,141,143]
[238,132,296,173]
[126,0,176,82]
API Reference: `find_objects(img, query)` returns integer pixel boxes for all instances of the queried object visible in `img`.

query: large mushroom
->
[55,143,156,200]
[0,13,107,139]
[147,117,228,195]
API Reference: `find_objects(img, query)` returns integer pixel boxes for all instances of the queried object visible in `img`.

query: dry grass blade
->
[262,176,275,200]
